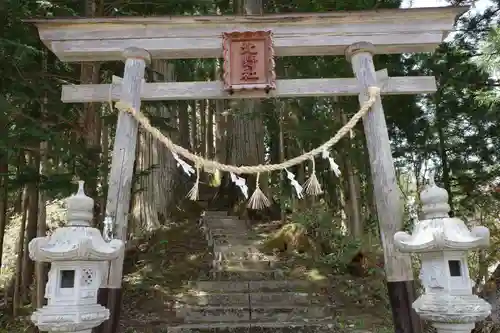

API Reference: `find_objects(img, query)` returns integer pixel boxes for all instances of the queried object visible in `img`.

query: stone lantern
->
[394,176,491,333]
[29,181,124,333]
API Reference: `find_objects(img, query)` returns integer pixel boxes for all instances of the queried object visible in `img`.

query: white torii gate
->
[28,5,466,333]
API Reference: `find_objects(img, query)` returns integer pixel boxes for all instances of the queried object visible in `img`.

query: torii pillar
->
[95,47,151,333]
[346,41,421,333]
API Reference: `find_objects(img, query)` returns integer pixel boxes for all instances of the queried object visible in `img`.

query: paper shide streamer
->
[230,172,249,199]
[172,152,195,177]
[285,169,303,199]
[322,149,341,177]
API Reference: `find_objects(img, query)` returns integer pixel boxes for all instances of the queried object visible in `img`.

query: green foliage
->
[475,26,500,75]
[290,204,362,271]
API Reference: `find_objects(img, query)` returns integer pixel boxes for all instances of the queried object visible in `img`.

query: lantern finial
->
[66,180,94,226]
[420,170,450,219]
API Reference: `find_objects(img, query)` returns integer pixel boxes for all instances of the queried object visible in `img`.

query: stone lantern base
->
[31,303,109,332]
[433,322,475,333]
[413,292,491,333]
[413,292,491,324]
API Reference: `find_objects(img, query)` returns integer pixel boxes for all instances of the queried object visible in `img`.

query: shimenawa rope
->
[112,86,380,208]
[114,86,380,174]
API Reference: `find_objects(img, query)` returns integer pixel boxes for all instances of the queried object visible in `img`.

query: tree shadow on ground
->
[119,218,213,332]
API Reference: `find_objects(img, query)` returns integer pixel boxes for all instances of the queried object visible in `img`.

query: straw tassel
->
[303,157,323,196]
[187,166,200,201]
[247,172,271,209]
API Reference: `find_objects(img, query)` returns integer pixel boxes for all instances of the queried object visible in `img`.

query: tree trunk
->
[214,59,228,163]
[12,186,28,316]
[0,123,8,271]
[200,99,207,157]
[81,0,104,226]
[190,101,198,154]
[340,107,362,239]
[278,101,286,223]
[153,61,178,222]
[207,101,215,159]
[100,120,109,226]
[35,143,49,308]
[179,101,191,149]
[13,154,24,214]
[132,60,178,230]
[35,50,49,309]
[21,152,39,301]
[229,0,267,204]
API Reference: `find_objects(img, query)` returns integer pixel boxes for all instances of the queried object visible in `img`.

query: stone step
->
[219,259,276,271]
[203,216,242,224]
[212,244,263,256]
[250,292,328,306]
[189,281,250,293]
[207,269,284,281]
[177,306,250,322]
[203,211,229,217]
[197,201,209,208]
[214,252,254,263]
[205,222,245,229]
[209,230,250,239]
[214,251,266,262]
[177,305,328,323]
[204,215,239,221]
[177,292,327,307]
[248,280,329,292]
[250,305,329,321]
[178,292,250,306]
[203,218,243,226]
[212,238,262,246]
[190,280,328,293]
[211,239,251,247]
[206,226,245,233]
[166,320,346,333]
[204,215,240,221]
[221,253,273,263]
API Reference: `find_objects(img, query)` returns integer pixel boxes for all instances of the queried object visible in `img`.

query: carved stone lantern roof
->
[29,181,123,262]
[394,176,489,253]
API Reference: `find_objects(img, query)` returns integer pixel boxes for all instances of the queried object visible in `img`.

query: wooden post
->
[95,47,150,333]
[345,42,422,333]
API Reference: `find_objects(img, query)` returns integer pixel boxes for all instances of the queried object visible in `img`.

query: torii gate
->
[29,6,465,333]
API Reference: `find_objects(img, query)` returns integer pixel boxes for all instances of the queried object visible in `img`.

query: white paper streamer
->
[103,215,114,242]
[230,172,249,199]
[322,149,341,177]
[172,152,195,177]
[285,169,304,199]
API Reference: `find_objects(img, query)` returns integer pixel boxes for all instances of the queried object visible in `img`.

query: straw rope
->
[113,86,380,175]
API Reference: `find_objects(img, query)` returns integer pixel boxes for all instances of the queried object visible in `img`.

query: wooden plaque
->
[222,31,276,92]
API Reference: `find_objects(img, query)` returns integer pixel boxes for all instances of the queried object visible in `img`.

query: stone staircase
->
[167,210,340,333]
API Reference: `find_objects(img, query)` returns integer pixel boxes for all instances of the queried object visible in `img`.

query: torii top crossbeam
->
[28,6,467,62]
